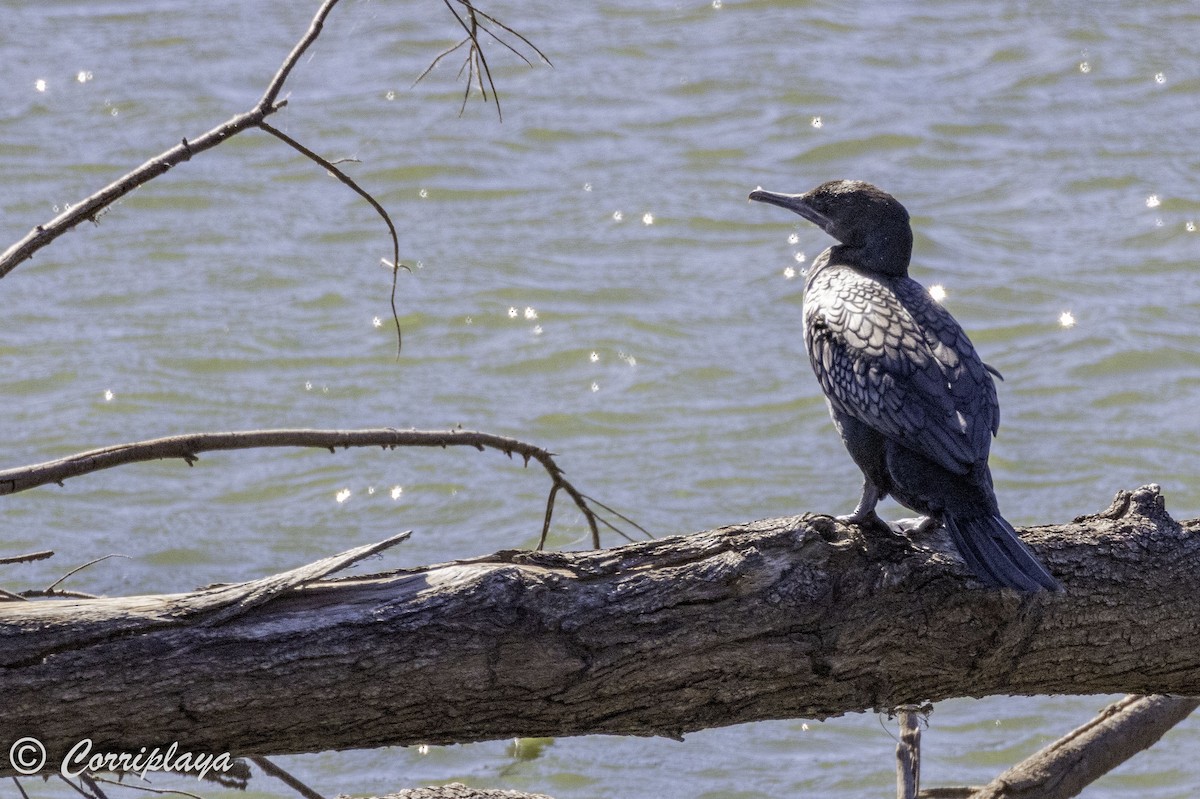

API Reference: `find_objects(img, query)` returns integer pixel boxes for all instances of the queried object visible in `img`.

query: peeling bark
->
[2,485,1197,777]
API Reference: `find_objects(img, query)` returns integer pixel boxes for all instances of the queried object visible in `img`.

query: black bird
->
[749,180,1059,592]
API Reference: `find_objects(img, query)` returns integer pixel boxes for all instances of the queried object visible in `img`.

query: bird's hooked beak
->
[748,188,834,234]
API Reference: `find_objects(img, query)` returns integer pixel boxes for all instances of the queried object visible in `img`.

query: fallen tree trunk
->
[2,485,1198,776]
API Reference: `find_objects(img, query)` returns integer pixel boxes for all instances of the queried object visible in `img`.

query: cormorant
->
[749,180,1060,592]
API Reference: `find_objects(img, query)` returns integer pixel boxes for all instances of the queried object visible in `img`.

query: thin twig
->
[258,120,407,355]
[539,482,560,549]
[464,2,552,66]
[79,774,110,799]
[582,492,654,542]
[412,37,470,86]
[44,553,131,593]
[437,0,489,117]
[56,775,101,799]
[418,0,548,121]
[10,776,31,799]
[249,756,326,799]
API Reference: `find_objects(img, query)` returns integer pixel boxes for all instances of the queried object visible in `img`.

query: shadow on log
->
[2,485,1197,779]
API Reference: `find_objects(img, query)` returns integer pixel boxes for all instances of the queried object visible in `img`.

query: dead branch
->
[0,551,54,566]
[3,485,1199,780]
[417,0,551,121]
[248,756,325,799]
[0,428,630,548]
[958,695,1200,799]
[0,0,545,354]
[897,707,923,799]
[0,0,338,280]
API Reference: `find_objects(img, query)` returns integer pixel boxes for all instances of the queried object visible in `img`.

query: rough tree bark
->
[2,485,1197,780]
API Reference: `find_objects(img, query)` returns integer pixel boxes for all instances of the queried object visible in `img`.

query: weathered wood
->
[897,707,922,799]
[3,485,1198,777]
[965,694,1200,799]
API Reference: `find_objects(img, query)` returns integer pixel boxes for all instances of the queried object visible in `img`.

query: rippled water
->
[3,1,1199,796]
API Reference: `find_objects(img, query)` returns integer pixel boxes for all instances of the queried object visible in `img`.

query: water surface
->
[2,1,1198,796]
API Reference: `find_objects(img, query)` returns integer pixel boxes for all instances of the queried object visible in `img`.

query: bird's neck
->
[822,242,910,279]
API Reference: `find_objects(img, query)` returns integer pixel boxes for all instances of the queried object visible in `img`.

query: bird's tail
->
[942,513,1061,593]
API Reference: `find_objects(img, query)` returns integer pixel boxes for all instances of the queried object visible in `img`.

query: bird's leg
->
[838,478,912,561]
[837,478,887,529]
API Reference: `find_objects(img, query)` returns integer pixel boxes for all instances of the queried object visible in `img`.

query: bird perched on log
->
[749,180,1060,592]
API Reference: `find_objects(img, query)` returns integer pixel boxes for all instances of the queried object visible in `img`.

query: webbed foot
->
[836,509,886,528]
[890,515,941,535]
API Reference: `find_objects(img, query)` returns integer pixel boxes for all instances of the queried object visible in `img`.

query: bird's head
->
[749,179,913,276]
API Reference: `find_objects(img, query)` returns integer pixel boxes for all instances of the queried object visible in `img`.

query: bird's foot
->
[837,510,912,561]
[889,516,942,536]
[836,509,891,533]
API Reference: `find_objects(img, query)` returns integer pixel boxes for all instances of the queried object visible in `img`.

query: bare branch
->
[258,0,341,110]
[0,428,614,548]
[961,694,1200,799]
[248,757,326,799]
[0,1,343,280]
[10,776,31,799]
[0,550,54,566]
[78,774,110,799]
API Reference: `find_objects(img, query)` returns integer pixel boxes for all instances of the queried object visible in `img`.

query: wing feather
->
[803,264,998,475]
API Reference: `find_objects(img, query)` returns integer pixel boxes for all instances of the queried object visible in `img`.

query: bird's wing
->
[803,266,998,475]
